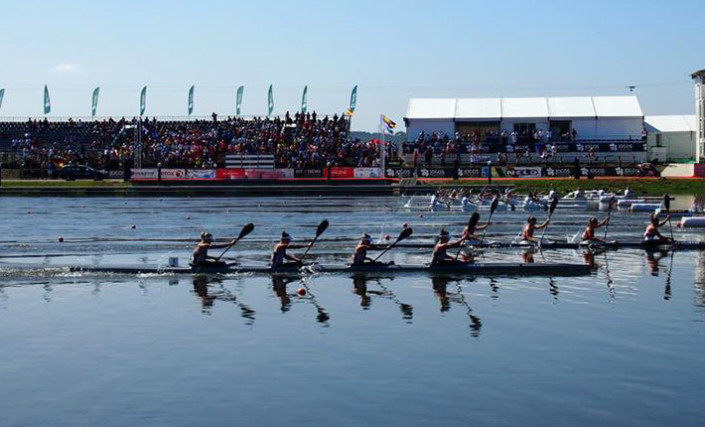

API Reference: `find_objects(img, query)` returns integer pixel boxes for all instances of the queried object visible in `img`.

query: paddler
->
[643,214,673,244]
[462,217,491,243]
[271,231,312,268]
[352,233,387,265]
[431,228,468,264]
[581,216,609,244]
[521,216,550,244]
[190,232,235,267]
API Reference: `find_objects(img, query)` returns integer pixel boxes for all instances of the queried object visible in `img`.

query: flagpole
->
[380,115,386,177]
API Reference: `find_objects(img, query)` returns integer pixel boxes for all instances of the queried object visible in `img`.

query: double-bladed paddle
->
[603,196,616,242]
[216,223,255,260]
[299,219,329,263]
[539,196,559,247]
[373,227,413,262]
[454,212,481,260]
[663,194,674,242]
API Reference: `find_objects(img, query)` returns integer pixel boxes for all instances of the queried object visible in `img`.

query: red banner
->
[322,167,354,179]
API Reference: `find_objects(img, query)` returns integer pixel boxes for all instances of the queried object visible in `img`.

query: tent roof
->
[644,115,696,133]
[406,96,643,120]
[406,98,456,119]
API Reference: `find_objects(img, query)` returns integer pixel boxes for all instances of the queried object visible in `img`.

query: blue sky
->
[0,0,700,131]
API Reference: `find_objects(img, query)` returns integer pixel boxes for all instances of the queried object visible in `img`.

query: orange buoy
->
[58,236,64,242]
[297,288,306,296]
[385,234,391,240]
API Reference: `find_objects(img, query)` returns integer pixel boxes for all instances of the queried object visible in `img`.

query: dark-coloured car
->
[58,165,107,181]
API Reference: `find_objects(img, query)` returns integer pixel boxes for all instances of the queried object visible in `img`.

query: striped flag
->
[91,87,100,117]
[236,86,244,116]
[188,85,194,115]
[345,85,357,116]
[43,85,51,114]
[267,84,274,116]
[380,114,396,134]
[301,85,308,114]
[140,86,147,116]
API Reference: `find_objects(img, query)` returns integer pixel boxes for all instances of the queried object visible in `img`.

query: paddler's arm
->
[597,218,609,228]
[535,219,550,230]
[208,240,236,250]
[658,216,670,227]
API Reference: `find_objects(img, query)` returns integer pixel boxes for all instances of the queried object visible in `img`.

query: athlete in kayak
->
[431,229,468,264]
[521,216,550,244]
[462,218,491,243]
[581,216,609,244]
[644,214,673,244]
[271,231,312,268]
[190,232,236,268]
[352,233,388,265]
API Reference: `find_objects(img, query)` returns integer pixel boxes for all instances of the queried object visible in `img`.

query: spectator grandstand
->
[0,112,390,174]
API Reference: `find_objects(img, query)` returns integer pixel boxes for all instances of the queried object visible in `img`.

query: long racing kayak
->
[61,262,592,277]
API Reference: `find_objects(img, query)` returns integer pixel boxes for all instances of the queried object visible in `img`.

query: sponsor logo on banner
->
[508,167,542,178]
[159,169,186,179]
[216,168,246,180]
[107,170,124,179]
[131,169,158,179]
[327,167,354,178]
[294,168,323,178]
[386,167,483,178]
[544,167,574,177]
[186,169,217,179]
[354,168,383,178]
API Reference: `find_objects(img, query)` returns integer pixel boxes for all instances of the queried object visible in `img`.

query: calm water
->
[1,196,705,426]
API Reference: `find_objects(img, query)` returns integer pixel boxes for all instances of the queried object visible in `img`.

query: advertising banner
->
[294,168,322,178]
[507,166,542,178]
[186,169,217,179]
[131,169,158,179]
[385,167,483,179]
[324,167,355,179]
[353,167,383,178]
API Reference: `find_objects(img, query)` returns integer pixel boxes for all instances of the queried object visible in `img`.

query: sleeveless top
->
[353,246,367,264]
[522,224,534,240]
[582,226,595,241]
[644,224,658,241]
[432,245,447,264]
[271,247,286,267]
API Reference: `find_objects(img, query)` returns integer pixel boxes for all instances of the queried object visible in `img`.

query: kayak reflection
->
[192,276,255,324]
[432,277,482,337]
[351,275,413,321]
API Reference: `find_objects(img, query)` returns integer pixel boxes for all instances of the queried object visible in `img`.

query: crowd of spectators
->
[0,112,390,171]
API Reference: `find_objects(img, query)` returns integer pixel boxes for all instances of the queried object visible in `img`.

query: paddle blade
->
[238,223,255,240]
[315,219,329,237]
[490,196,500,214]
[468,212,480,232]
[549,197,559,216]
[663,194,671,213]
[397,227,413,242]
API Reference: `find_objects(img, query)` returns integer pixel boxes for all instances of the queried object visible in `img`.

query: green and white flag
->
[140,86,147,116]
[301,85,308,114]
[267,84,274,116]
[236,86,244,116]
[43,85,51,115]
[91,87,100,117]
[0,88,4,112]
[346,85,357,116]
[188,85,194,116]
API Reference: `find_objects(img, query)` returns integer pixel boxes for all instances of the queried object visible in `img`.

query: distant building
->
[644,115,696,162]
[692,69,705,162]
[404,96,644,141]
